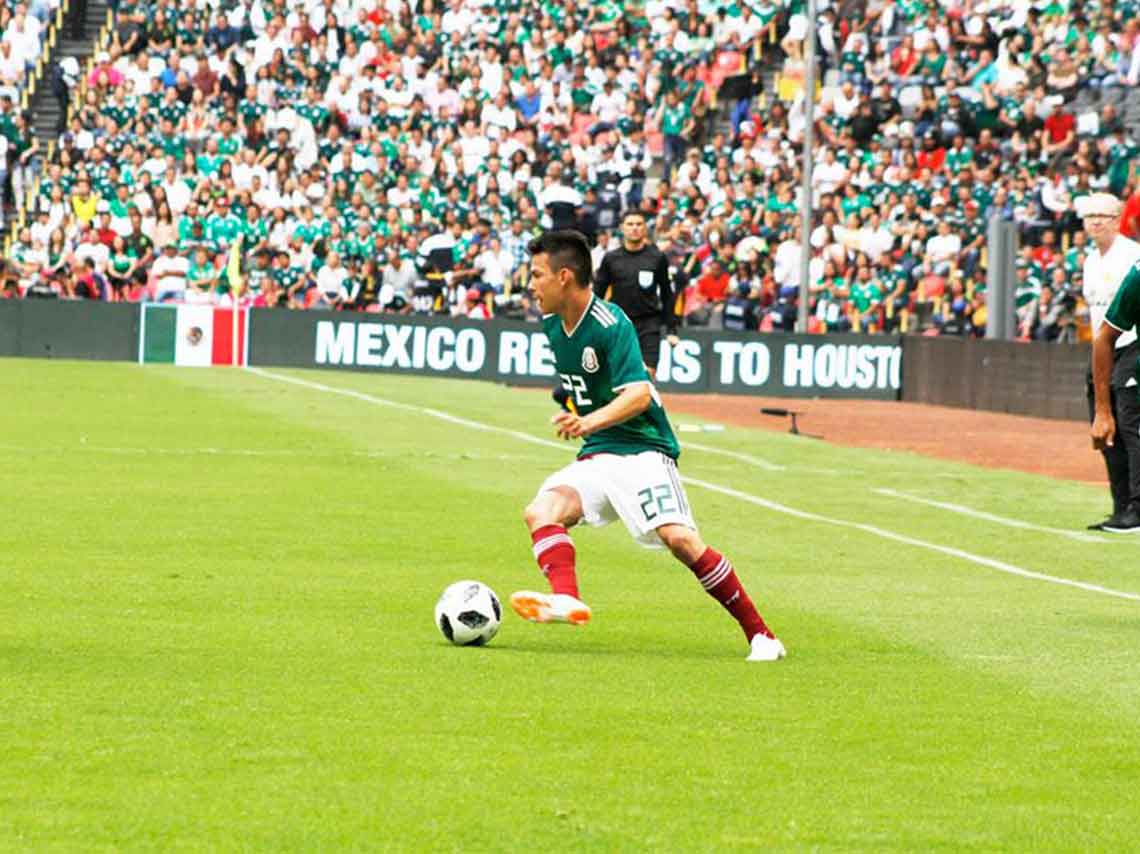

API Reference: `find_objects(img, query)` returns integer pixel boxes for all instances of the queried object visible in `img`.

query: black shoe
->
[1102,507,1140,534]
[1087,519,1110,531]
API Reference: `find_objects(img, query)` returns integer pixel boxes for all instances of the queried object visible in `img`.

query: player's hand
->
[1091,411,1116,450]
[552,410,589,440]
[666,334,680,348]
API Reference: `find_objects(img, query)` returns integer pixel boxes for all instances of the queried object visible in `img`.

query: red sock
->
[688,547,773,641]
[531,525,579,598]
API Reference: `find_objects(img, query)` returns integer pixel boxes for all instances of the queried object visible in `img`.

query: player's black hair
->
[620,208,648,223]
[527,230,592,288]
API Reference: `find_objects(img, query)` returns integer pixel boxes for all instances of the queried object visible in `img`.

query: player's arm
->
[656,251,679,339]
[1091,323,1121,449]
[593,253,611,299]
[554,383,651,439]
[553,316,653,439]
[1092,267,1140,448]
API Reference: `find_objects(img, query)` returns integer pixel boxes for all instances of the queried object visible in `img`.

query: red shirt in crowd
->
[891,46,918,76]
[1044,111,1075,145]
[697,270,730,302]
[1120,192,1140,238]
[1032,244,1057,267]
[917,146,946,172]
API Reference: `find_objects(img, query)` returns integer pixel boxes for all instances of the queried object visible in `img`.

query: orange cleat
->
[509,591,591,625]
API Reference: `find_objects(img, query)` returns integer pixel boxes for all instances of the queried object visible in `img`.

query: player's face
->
[528,252,565,313]
[622,216,647,247]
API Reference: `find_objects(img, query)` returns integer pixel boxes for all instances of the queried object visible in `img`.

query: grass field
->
[2,359,1139,851]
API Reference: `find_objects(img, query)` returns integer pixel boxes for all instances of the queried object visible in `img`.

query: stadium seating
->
[1,0,1137,339]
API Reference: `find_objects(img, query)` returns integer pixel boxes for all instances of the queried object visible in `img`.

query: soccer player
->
[1091,215,1140,534]
[593,210,679,380]
[1080,192,1140,533]
[510,230,786,661]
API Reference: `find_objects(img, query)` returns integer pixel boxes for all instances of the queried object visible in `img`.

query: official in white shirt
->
[1078,192,1140,531]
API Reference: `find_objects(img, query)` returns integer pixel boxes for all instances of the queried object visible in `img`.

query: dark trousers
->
[54,88,69,134]
[1087,342,1140,513]
[66,0,87,38]
[632,317,663,369]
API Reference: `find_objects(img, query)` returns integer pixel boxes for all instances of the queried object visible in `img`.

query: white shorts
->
[537,451,697,549]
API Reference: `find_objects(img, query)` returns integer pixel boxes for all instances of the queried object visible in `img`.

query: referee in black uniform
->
[593,210,680,379]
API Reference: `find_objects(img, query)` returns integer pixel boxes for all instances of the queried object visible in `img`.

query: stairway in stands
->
[28,0,110,150]
[1066,86,1140,140]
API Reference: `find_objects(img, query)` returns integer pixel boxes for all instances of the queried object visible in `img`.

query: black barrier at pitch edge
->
[0,300,141,361]
[0,300,1100,416]
[246,309,904,400]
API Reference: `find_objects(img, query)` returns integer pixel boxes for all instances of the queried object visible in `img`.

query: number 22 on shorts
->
[637,483,676,521]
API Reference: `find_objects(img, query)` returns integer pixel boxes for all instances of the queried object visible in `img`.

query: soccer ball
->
[435,580,502,646]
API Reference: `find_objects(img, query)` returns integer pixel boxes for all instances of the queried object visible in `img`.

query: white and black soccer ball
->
[435,580,502,646]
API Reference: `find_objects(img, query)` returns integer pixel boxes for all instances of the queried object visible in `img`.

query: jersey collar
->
[562,293,595,338]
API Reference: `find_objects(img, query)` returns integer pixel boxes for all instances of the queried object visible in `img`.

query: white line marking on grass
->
[685,476,1140,602]
[873,488,1113,545]
[247,368,1140,603]
[246,367,568,450]
[0,443,540,463]
[680,441,786,471]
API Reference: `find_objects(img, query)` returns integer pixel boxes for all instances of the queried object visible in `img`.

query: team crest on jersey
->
[581,346,600,373]
[638,270,655,289]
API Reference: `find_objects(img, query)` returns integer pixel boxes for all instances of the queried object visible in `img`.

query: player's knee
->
[524,491,565,530]
[658,524,704,563]
[523,499,548,530]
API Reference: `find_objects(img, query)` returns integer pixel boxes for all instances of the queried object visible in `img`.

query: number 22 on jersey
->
[559,373,593,407]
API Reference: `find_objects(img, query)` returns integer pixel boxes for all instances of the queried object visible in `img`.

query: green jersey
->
[544,296,680,460]
[1106,261,1140,334]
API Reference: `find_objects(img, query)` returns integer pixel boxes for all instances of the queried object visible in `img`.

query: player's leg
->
[1086,377,1128,527]
[636,322,662,381]
[524,486,584,598]
[656,523,786,661]
[1103,385,1140,533]
[513,486,592,624]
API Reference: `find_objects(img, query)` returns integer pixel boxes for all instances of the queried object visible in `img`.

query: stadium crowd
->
[3,0,1140,339]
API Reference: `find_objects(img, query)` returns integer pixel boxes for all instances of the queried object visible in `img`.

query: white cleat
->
[509,591,591,625]
[746,634,787,662]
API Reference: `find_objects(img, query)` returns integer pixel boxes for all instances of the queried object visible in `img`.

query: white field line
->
[680,440,786,471]
[0,444,538,462]
[245,368,1140,603]
[672,436,1114,546]
[873,488,1113,545]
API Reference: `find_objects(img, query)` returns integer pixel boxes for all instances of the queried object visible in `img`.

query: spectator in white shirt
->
[386,174,415,207]
[161,168,191,215]
[833,81,861,120]
[774,228,803,290]
[924,219,963,276]
[315,252,349,309]
[425,74,461,118]
[813,148,848,196]
[590,80,625,127]
[474,238,513,293]
[481,91,518,139]
[153,243,189,301]
[5,10,40,70]
[0,41,23,95]
[675,149,714,196]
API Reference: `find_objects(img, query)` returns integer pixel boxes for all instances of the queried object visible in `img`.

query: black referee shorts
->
[1086,341,1140,511]
[632,318,662,369]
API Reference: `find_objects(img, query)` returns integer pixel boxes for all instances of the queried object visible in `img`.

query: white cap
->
[96,51,110,63]
[1075,192,1123,218]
